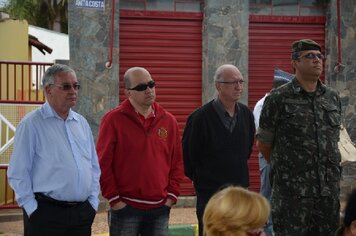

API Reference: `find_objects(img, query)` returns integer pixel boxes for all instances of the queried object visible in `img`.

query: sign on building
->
[75,0,104,9]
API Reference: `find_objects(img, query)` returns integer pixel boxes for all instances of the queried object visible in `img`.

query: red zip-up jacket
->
[96,99,184,209]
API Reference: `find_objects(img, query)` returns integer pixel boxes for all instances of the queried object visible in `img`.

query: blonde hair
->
[203,186,270,236]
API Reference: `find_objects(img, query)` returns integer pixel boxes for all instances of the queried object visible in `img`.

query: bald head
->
[124,67,151,89]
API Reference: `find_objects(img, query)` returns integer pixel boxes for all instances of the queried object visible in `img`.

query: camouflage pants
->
[271,194,340,236]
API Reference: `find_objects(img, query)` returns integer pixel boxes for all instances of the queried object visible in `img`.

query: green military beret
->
[291,39,321,52]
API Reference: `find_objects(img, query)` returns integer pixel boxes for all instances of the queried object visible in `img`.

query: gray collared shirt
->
[212,98,238,133]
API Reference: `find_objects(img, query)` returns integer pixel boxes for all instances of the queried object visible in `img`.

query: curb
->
[93,224,198,236]
[168,224,198,236]
[0,209,22,223]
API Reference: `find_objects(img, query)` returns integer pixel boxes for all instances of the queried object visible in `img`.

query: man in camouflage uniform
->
[256,39,342,236]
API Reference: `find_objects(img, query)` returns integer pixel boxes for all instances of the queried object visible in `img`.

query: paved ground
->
[0,207,197,236]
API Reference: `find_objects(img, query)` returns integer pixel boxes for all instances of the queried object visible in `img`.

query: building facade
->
[68,0,356,196]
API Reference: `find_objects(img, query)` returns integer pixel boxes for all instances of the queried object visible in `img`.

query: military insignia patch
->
[158,127,168,139]
[298,41,303,50]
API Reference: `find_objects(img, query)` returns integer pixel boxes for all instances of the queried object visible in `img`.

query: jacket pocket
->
[322,103,341,127]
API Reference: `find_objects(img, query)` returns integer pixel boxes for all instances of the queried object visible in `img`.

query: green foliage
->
[4,0,68,34]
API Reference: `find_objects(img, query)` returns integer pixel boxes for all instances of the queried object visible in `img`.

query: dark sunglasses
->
[50,83,80,91]
[128,80,155,91]
[300,52,324,60]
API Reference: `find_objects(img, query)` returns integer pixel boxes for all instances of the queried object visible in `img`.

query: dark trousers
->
[109,205,170,236]
[195,189,216,236]
[23,196,96,236]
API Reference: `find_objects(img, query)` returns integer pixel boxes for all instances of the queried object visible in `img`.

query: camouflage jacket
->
[257,78,342,197]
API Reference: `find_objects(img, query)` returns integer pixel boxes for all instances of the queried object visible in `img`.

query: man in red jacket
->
[96,67,184,236]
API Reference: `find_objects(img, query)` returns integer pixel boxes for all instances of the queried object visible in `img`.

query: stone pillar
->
[68,1,120,138]
[325,0,356,203]
[202,0,249,104]
[340,161,356,202]
[325,0,356,142]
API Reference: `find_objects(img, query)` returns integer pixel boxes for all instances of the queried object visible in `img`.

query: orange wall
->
[0,19,32,101]
[0,19,29,60]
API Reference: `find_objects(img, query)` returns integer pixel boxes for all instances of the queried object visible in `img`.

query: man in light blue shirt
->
[7,64,101,236]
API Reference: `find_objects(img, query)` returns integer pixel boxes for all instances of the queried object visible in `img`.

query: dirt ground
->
[0,207,197,236]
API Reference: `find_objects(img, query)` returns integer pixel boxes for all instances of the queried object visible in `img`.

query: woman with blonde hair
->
[203,186,270,236]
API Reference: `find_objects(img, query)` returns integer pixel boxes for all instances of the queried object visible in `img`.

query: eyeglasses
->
[128,80,156,91]
[217,80,244,86]
[50,83,80,91]
[300,52,324,60]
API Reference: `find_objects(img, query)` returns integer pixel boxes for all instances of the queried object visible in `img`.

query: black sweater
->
[182,100,255,192]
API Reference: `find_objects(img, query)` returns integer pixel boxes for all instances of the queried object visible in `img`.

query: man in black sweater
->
[182,64,255,236]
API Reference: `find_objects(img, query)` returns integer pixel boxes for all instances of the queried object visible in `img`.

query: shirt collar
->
[292,78,326,96]
[136,107,155,119]
[213,97,238,117]
[41,102,79,121]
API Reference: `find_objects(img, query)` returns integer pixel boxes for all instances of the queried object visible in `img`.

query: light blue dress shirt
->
[7,102,101,216]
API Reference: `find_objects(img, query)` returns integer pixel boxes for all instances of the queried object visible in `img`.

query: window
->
[120,0,203,12]
[249,0,327,16]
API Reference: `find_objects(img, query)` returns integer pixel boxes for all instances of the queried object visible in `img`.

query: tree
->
[4,0,68,33]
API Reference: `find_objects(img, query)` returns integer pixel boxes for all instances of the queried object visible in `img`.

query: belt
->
[35,193,86,208]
